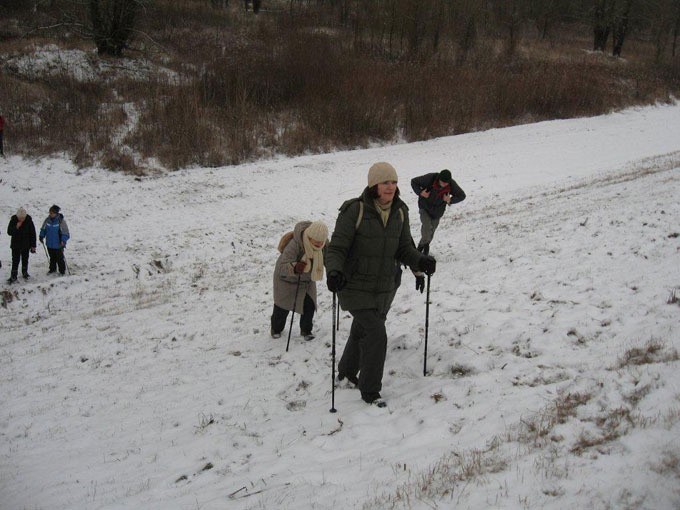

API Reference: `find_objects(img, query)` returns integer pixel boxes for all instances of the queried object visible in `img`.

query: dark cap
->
[438,169,452,183]
[49,205,60,214]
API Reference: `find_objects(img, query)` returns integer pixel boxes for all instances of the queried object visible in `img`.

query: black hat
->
[438,169,452,183]
[49,205,60,214]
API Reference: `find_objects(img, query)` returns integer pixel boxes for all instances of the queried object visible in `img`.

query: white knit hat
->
[367,162,398,188]
[305,220,329,242]
[16,207,27,219]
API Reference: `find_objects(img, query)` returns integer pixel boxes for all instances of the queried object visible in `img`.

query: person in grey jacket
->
[410,169,466,255]
[271,220,329,341]
[325,162,436,407]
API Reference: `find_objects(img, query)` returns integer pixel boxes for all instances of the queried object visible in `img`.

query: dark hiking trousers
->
[11,248,30,278]
[271,294,315,335]
[48,247,66,274]
[338,308,388,394]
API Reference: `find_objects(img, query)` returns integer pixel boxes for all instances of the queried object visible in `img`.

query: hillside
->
[1,103,679,509]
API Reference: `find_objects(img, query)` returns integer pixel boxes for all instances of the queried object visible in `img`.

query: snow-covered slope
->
[1,103,679,510]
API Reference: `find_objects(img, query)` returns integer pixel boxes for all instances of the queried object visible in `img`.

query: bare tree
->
[646,0,680,60]
[612,0,633,56]
[492,0,528,57]
[89,0,144,56]
[593,0,613,52]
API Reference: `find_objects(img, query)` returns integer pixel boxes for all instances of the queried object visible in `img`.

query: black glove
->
[419,255,436,276]
[327,271,346,292]
[415,275,425,293]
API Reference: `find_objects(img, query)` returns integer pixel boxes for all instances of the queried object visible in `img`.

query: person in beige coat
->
[271,220,329,340]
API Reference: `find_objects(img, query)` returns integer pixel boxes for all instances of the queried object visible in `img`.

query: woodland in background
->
[1,0,679,173]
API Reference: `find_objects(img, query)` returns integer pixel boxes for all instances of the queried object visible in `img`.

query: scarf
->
[302,232,325,281]
[432,179,451,200]
[374,199,392,227]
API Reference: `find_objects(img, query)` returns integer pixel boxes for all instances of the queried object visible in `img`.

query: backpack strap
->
[352,199,404,230]
[355,201,364,231]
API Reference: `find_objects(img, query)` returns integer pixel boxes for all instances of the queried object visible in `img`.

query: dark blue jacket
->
[411,172,466,219]
[39,214,70,249]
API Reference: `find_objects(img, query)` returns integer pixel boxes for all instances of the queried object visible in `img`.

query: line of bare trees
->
[24,0,680,61]
[304,0,680,60]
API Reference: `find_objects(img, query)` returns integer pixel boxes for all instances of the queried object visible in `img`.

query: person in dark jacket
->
[325,162,436,407]
[410,169,466,255]
[7,207,37,283]
[271,220,329,341]
[39,205,70,275]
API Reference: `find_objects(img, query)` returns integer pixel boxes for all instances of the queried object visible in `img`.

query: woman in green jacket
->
[325,162,436,407]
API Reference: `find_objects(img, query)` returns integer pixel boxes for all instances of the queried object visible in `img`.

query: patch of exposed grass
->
[615,339,679,369]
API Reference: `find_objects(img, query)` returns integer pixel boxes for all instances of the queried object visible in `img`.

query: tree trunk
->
[612,0,632,57]
[593,0,611,52]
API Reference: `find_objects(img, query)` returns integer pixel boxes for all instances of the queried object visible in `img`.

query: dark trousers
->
[47,247,66,274]
[11,248,30,277]
[271,294,315,334]
[0,131,3,156]
[338,309,388,394]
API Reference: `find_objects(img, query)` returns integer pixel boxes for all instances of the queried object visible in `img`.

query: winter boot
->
[301,330,315,341]
[361,392,386,408]
[7,275,17,284]
[270,328,282,339]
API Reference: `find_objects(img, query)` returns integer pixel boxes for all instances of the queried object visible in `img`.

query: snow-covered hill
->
[1,103,679,510]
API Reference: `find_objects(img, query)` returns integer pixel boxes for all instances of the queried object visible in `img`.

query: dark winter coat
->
[325,188,423,312]
[273,221,327,314]
[39,214,70,250]
[7,214,37,251]
[411,172,466,220]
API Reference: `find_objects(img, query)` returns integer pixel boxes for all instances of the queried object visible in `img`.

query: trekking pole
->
[40,240,49,259]
[423,273,431,377]
[62,250,71,276]
[336,299,340,330]
[285,274,302,352]
[330,291,337,413]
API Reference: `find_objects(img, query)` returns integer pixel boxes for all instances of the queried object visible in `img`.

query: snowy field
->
[1,103,679,510]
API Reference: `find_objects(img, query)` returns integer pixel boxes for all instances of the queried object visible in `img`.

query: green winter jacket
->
[326,188,423,313]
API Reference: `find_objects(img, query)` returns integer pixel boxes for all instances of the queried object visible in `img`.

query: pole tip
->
[330,408,337,413]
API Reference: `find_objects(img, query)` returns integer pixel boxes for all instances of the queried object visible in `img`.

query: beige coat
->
[273,221,326,313]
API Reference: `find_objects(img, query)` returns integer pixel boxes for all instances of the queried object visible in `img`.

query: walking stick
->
[423,273,431,377]
[40,240,49,259]
[62,250,72,276]
[330,291,337,413]
[336,299,340,330]
[285,274,302,352]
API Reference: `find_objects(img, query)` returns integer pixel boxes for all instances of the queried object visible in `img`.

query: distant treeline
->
[0,0,678,172]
